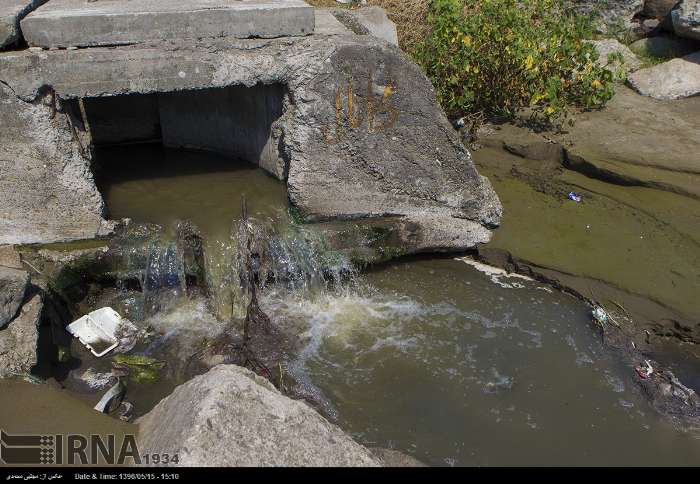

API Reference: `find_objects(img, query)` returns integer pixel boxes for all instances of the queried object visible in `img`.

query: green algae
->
[113,355,165,385]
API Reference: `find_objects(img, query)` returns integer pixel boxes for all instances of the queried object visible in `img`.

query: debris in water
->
[592,306,609,325]
[567,191,582,203]
[67,307,124,357]
[116,401,134,422]
[483,369,514,393]
[94,380,125,414]
[636,360,654,379]
[57,345,71,363]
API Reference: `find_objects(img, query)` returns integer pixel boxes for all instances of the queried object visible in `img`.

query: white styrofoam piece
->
[66,307,122,357]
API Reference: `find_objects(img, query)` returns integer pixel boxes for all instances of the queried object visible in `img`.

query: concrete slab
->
[20,0,315,48]
[332,6,398,46]
[353,6,398,46]
[0,0,47,48]
[314,9,351,36]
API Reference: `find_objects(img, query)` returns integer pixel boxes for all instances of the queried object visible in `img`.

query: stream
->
[2,145,697,467]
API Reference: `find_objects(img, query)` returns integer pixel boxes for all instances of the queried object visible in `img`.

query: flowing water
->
[265,259,700,466]
[18,145,697,466]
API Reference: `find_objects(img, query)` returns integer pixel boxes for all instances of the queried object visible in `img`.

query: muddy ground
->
[470,85,700,390]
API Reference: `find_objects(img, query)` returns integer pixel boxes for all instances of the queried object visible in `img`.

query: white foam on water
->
[143,297,225,355]
[456,257,534,289]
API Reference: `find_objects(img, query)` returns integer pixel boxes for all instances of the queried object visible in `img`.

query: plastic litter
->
[592,306,609,324]
[567,191,582,203]
[66,307,123,357]
[636,360,654,379]
[116,401,134,422]
[94,380,125,414]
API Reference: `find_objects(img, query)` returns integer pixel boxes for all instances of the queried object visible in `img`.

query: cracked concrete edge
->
[0,0,48,49]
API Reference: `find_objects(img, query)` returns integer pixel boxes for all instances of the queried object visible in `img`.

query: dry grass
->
[305,0,431,54]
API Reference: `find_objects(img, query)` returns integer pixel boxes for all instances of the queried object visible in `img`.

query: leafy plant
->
[414,0,617,123]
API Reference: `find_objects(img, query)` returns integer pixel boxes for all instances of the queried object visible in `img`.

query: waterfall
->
[142,241,186,316]
[207,214,356,321]
[104,210,355,324]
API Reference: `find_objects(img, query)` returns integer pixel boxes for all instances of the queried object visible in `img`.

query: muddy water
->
[95,144,290,241]
[32,145,698,466]
[472,144,700,323]
[0,379,135,439]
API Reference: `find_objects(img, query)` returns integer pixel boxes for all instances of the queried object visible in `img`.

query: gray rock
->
[627,51,700,99]
[136,364,382,466]
[334,6,399,46]
[641,0,680,19]
[630,34,700,58]
[20,0,315,48]
[314,9,352,36]
[588,38,643,72]
[0,33,500,254]
[0,0,47,49]
[0,294,42,377]
[672,0,700,40]
[643,18,662,30]
[568,0,643,35]
[0,267,29,328]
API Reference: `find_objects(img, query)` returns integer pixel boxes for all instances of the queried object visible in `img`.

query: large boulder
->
[136,365,381,466]
[641,0,681,19]
[627,51,700,99]
[0,267,29,328]
[0,294,42,377]
[672,0,700,40]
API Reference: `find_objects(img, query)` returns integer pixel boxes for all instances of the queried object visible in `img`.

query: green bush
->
[414,0,618,122]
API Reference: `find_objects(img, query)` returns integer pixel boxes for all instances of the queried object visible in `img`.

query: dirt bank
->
[470,85,700,390]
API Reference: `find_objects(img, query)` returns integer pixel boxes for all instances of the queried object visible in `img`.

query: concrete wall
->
[0,85,112,244]
[0,34,500,251]
[158,85,284,175]
[83,94,161,146]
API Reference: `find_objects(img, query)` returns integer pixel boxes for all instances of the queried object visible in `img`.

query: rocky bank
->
[136,364,384,467]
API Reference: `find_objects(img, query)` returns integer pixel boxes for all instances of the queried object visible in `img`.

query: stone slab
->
[0,0,46,48]
[314,9,351,36]
[353,6,399,46]
[628,51,700,100]
[20,0,315,48]
[332,6,398,46]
